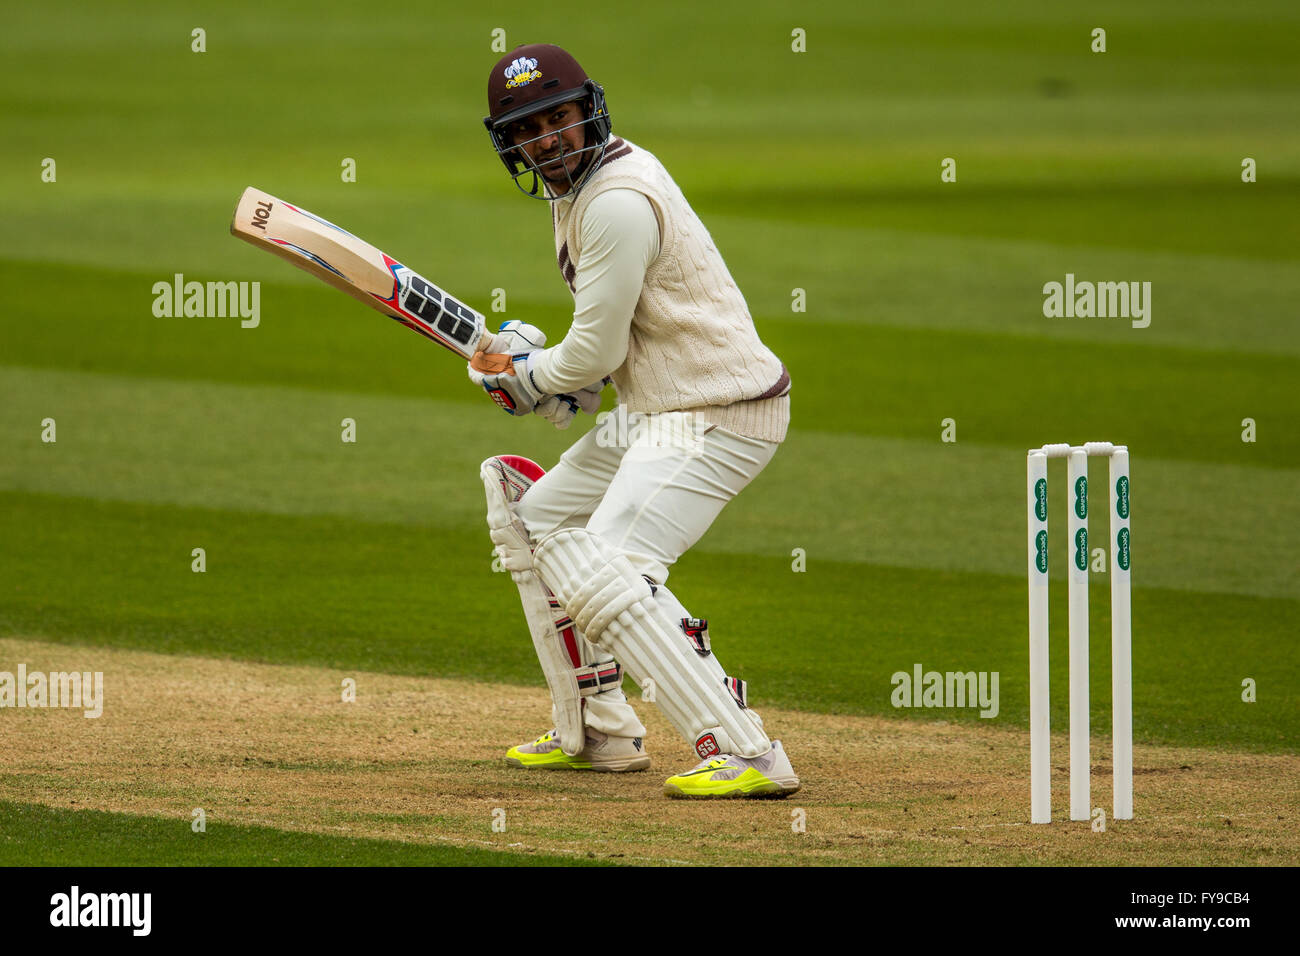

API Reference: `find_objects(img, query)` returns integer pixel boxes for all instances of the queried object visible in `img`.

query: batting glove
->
[489,319,546,354]
[473,350,545,416]
[467,320,546,389]
[535,380,606,429]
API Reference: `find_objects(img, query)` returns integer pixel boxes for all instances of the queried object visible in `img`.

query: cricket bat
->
[230,186,491,359]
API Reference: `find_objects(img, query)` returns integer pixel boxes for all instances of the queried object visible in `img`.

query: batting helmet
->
[483,44,612,200]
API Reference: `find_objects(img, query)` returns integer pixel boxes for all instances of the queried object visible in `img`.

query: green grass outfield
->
[1,0,1297,865]
[0,802,607,867]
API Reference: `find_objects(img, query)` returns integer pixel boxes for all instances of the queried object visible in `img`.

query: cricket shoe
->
[505,728,650,772]
[663,740,800,799]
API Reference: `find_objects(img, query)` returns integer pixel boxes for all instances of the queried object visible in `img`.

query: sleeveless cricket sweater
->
[550,138,790,442]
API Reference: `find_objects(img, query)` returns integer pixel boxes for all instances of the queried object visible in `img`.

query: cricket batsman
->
[470,43,798,798]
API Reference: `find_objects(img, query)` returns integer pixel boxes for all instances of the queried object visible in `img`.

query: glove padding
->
[484,319,546,356]
[467,320,545,388]
[474,350,545,416]
[535,381,605,429]
[468,320,608,422]
[468,320,546,416]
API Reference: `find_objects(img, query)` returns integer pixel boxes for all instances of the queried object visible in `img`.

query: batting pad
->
[482,455,623,756]
[533,528,771,760]
[480,455,542,575]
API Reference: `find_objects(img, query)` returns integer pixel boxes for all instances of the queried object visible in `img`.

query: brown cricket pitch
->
[0,637,1294,866]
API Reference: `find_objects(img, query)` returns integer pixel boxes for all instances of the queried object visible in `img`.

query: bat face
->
[230,187,487,359]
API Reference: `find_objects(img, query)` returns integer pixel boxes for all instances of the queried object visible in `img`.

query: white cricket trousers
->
[515,410,778,739]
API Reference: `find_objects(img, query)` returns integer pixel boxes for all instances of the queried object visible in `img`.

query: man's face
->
[508,100,589,195]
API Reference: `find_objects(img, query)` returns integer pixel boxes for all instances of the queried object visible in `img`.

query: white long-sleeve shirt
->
[531,138,789,442]
[530,188,660,394]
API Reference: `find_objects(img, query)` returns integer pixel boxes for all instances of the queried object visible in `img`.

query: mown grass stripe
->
[1,493,1294,751]
[3,361,1296,597]
[0,801,614,867]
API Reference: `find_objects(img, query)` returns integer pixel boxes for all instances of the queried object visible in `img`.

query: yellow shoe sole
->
[663,766,800,799]
[505,746,593,770]
[505,747,650,773]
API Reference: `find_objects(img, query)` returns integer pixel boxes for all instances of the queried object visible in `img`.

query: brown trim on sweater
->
[557,241,576,292]
[597,138,632,170]
[756,365,791,400]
